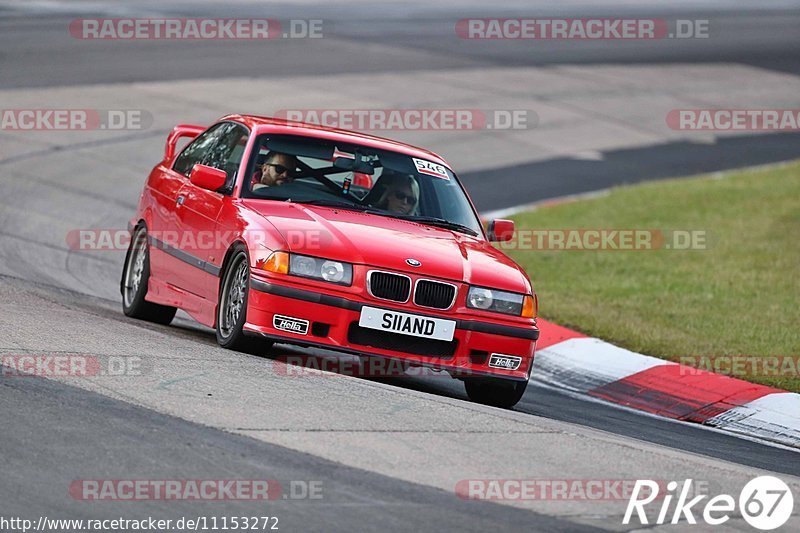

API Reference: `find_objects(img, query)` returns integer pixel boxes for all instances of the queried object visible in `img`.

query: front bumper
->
[245,276,538,381]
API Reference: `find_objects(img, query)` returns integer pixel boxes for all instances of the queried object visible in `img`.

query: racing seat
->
[361,173,392,207]
[250,152,270,188]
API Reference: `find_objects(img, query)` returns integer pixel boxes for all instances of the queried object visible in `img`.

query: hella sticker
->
[273,314,309,335]
[488,354,522,370]
[412,158,450,180]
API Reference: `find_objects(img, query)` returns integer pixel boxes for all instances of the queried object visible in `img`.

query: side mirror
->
[488,219,515,242]
[190,164,227,192]
[165,124,205,161]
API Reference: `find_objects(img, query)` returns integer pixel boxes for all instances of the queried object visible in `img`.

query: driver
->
[253,152,299,189]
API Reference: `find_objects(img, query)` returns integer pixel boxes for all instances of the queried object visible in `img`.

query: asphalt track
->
[2,0,799,89]
[1,1,800,531]
[2,364,595,533]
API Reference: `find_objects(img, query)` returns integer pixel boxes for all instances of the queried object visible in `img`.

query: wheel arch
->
[120,220,148,296]
[215,240,250,325]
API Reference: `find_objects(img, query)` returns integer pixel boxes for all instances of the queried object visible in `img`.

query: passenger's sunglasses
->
[392,190,416,204]
[264,163,297,177]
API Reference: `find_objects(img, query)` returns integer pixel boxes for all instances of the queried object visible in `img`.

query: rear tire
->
[121,225,177,325]
[464,377,528,409]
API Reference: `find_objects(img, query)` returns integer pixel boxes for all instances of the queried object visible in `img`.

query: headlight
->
[292,255,317,277]
[467,286,530,316]
[321,260,346,283]
[289,254,352,285]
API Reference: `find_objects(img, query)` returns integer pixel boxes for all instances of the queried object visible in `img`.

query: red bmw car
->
[121,115,539,407]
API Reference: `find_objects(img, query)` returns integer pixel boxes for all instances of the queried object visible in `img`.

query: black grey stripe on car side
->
[148,236,221,277]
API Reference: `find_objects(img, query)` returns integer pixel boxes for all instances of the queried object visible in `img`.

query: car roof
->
[221,114,453,169]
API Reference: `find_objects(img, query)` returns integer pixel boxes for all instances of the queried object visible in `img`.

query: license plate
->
[358,306,455,342]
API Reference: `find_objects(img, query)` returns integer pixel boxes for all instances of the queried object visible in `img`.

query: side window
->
[172,123,226,177]
[201,123,249,185]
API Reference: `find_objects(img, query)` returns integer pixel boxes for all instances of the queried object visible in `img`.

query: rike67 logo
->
[624,476,794,530]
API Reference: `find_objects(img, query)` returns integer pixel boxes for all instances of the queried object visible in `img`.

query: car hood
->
[241,201,530,293]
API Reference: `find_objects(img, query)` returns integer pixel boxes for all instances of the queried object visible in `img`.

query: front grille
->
[347,322,457,357]
[414,280,457,309]
[368,271,411,302]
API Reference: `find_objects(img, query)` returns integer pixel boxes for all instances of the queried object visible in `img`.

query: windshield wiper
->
[294,199,372,212]
[393,215,479,236]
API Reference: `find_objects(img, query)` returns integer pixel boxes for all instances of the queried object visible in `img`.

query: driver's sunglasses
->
[264,163,297,177]
[392,190,416,204]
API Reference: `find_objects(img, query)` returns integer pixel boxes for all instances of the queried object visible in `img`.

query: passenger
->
[375,174,419,215]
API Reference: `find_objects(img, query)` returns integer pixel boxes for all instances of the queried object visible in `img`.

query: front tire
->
[121,225,177,325]
[464,377,528,409]
[216,248,273,352]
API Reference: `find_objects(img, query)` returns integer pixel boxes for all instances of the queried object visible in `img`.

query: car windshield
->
[241,134,483,236]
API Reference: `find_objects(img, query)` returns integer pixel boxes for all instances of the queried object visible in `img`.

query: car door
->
[151,122,228,299]
[174,121,250,309]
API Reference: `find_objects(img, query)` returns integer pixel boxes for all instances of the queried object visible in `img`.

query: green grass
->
[506,161,800,391]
